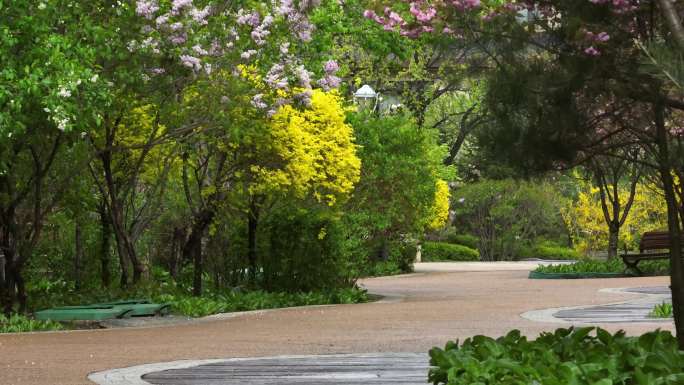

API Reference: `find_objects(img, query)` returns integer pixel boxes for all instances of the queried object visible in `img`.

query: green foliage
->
[444,233,479,249]
[361,261,404,277]
[346,112,454,237]
[650,302,674,319]
[534,259,670,276]
[0,314,63,333]
[388,240,418,273]
[518,240,582,261]
[429,328,684,385]
[453,179,569,261]
[157,287,368,318]
[24,275,367,320]
[422,242,479,262]
[261,207,355,292]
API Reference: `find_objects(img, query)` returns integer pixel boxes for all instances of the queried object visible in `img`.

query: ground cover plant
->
[533,259,670,276]
[651,303,675,319]
[156,287,369,318]
[0,314,63,333]
[361,261,404,278]
[428,327,684,385]
[25,277,368,320]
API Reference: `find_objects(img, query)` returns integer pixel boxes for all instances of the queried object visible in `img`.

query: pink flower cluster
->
[365,0,483,38]
[582,30,610,57]
[410,2,436,23]
[134,0,216,75]
[589,0,637,14]
[133,0,335,116]
[451,0,481,12]
[318,60,341,91]
[136,0,159,20]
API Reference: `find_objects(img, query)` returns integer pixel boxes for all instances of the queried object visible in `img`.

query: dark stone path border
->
[522,286,673,324]
[90,353,430,385]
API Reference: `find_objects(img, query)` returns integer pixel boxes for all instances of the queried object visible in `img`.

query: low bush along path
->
[0,268,672,385]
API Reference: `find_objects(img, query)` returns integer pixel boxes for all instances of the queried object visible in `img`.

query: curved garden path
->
[0,263,673,385]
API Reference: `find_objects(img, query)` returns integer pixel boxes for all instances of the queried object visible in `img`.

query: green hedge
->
[429,327,684,385]
[444,233,479,249]
[422,242,479,262]
[518,241,581,260]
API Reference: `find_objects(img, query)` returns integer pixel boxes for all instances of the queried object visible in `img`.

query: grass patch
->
[649,302,673,319]
[429,327,684,385]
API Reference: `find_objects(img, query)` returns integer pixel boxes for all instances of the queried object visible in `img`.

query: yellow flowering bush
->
[562,180,667,253]
[428,179,451,230]
[249,89,361,205]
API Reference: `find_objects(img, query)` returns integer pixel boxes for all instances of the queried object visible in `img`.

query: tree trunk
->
[13,264,26,314]
[109,203,144,285]
[607,224,619,259]
[655,101,684,349]
[114,234,129,288]
[0,253,15,316]
[182,209,214,297]
[247,200,260,284]
[99,205,111,288]
[0,227,28,314]
[657,0,684,51]
[169,227,186,279]
[100,136,144,285]
[74,221,83,291]
[661,168,684,349]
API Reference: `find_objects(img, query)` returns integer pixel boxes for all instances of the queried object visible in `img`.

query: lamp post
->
[354,84,379,112]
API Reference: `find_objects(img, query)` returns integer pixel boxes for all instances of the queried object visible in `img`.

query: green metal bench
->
[35,300,171,321]
[35,305,133,321]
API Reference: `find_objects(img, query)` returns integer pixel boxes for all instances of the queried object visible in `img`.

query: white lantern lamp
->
[354,84,379,112]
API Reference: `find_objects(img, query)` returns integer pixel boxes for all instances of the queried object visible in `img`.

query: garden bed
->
[530,258,669,279]
[528,271,629,279]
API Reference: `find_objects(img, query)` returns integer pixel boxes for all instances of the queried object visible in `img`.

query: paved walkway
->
[0,263,673,385]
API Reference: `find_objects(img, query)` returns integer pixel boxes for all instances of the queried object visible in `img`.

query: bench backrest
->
[639,231,684,252]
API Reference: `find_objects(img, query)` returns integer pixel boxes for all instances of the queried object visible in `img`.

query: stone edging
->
[87,352,428,385]
[528,271,627,279]
[520,286,672,324]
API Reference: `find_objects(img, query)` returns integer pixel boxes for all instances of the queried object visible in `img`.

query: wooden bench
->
[621,231,682,274]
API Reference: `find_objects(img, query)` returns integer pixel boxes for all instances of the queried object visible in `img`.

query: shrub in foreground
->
[422,242,479,262]
[429,327,684,385]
